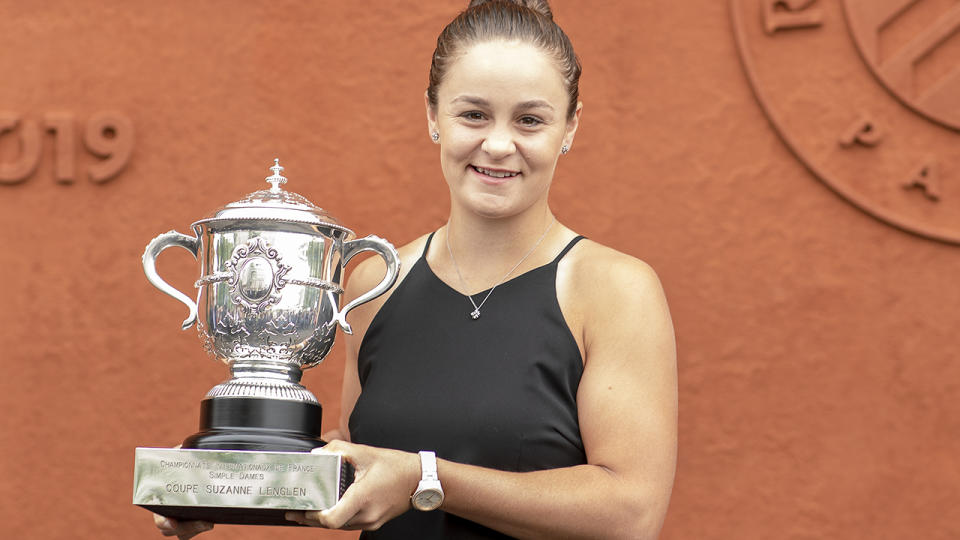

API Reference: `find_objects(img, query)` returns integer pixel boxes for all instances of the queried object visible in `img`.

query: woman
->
[157,1,676,538]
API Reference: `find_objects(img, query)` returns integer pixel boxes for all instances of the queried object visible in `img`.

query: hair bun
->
[467,0,554,21]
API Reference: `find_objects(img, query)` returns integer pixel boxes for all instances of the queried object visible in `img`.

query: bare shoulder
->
[566,240,667,307]
[560,239,673,361]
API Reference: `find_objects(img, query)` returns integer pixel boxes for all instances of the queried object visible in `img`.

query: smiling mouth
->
[471,165,520,179]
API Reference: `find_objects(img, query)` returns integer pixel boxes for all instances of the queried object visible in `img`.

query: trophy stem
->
[230,359,303,383]
[203,360,320,404]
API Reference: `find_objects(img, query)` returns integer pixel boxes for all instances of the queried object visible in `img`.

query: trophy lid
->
[193,159,352,234]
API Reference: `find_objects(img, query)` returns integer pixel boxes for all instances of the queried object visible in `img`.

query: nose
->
[481,123,516,158]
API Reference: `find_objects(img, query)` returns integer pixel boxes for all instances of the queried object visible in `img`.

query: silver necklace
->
[445,217,556,320]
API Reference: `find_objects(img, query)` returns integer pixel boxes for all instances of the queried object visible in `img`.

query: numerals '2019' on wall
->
[0,111,133,185]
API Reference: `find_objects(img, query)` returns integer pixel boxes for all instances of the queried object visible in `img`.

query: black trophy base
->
[182,396,326,452]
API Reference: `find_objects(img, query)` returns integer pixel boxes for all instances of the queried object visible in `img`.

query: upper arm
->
[575,253,677,530]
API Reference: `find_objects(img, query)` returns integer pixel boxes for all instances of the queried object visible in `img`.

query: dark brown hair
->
[427,0,582,120]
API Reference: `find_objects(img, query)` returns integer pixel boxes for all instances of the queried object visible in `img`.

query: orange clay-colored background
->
[1,1,958,539]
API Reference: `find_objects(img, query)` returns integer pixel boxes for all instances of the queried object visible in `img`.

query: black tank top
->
[349,233,587,539]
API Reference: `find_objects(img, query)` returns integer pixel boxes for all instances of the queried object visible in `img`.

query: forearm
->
[438,459,667,540]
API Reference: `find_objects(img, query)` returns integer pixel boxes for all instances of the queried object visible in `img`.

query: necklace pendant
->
[470,308,481,320]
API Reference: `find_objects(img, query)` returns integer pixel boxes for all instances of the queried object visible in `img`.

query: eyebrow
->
[450,95,555,111]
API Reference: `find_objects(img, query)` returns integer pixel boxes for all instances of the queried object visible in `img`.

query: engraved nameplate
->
[133,447,349,526]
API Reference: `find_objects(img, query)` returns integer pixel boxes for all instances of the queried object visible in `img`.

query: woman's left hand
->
[285,440,421,531]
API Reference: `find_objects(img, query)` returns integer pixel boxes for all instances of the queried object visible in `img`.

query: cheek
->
[438,144,471,183]
[441,132,481,163]
[518,141,559,170]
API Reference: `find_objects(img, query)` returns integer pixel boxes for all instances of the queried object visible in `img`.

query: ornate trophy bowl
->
[134,160,399,524]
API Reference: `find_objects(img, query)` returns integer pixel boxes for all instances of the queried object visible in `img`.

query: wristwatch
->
[411,450,444,511]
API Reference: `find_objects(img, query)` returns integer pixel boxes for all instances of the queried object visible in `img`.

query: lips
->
[471,165,520,180]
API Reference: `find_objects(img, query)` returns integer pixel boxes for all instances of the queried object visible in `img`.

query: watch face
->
[413,488,443,511]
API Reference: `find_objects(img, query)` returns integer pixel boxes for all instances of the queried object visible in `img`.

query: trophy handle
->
[334,235,400,334]
[142,230,201,330]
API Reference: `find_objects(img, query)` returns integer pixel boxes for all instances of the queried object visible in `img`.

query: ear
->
[561,101,583,151]
[425,91,439,136]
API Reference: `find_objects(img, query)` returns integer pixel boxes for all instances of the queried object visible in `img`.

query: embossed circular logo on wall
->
[732,0,960,244]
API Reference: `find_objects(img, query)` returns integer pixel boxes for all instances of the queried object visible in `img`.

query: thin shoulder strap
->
[552,235,586,264]
[422,231,437,258]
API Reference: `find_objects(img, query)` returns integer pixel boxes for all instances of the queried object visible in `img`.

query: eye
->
[518,115,544,127]
[460,111,486,121]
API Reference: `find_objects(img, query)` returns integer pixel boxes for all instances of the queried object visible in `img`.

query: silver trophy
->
[133,159,399,525]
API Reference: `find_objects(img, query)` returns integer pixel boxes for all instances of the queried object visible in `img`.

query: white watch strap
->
[419,450,438,482]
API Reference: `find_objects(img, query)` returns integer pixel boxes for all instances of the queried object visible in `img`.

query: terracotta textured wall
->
[1,1,957,538]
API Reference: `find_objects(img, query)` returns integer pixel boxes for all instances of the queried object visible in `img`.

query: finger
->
[305,484,364,530]
[341,511,374,531]
[153,515,213,538]
[315,439,351,455]
[303,509,363,530]
[154,515,184,537]
[154,514,174,530]
[314,441,364,481]
[175,521,214,539]
[314,441,362,479]
[284,511,317,527]
[285,511,304,522]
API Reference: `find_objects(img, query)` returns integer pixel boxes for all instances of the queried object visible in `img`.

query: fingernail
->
[159,518,173,529]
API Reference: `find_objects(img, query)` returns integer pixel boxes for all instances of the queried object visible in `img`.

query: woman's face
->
[427,40,580,220]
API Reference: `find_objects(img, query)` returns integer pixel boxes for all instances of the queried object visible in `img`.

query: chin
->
[460,193,524,220]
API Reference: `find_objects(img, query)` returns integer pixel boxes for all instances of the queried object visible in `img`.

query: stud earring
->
[560,145,569,155]
[431,131,440,142]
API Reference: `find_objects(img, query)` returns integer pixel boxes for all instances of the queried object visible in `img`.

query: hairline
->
[429,37,579,119]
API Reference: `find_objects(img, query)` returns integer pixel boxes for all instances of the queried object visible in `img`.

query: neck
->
[442,203,557,291]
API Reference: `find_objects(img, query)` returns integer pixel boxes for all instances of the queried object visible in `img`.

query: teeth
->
[474,166,518,178]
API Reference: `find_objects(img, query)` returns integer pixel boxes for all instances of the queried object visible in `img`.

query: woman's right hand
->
[153,514,213,539]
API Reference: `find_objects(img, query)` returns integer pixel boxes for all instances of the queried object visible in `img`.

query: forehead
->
[439,40,567,107]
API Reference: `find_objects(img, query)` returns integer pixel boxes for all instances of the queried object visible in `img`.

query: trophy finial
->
[266,158,287,191]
